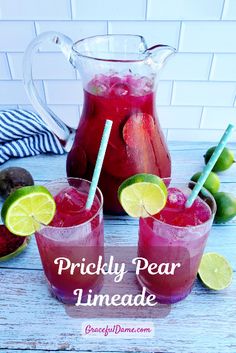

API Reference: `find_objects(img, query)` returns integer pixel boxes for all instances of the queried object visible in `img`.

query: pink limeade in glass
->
[35,178,104,304]
[138,183,216,304]
[67,74,171,214]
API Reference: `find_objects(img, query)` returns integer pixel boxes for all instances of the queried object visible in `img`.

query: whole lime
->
[191,171,220,195]
[214,192,236,223]
[204,146,235,172]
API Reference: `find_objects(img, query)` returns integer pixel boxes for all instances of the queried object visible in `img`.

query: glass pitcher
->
[23,33,175,214]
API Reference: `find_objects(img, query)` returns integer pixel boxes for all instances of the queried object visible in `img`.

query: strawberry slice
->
[123,113,155,148]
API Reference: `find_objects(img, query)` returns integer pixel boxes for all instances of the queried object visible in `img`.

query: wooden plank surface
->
[0,142,236,353]
[0,351,131,353]
[0,351,132,353]
[0,269,235,352]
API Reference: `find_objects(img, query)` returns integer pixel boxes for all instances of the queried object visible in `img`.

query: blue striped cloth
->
[0,110,65,165]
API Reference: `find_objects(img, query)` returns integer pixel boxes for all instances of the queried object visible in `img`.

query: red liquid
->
[155,187,211,226]
[66,74,171,214]
[138,188,213,303]
[35,187,103,304]
[50,186,100,227]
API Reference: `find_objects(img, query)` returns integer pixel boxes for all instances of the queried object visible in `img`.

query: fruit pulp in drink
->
[138,187,213,303]
[66,74,171,214]
[35,186,104,304]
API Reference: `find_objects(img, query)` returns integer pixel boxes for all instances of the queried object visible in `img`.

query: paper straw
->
[185,123,235,208]
[85,119,113,210]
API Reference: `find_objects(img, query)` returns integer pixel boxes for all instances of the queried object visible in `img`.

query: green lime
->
[198,252,233,290]
[204,146,235,172]
[118,173,167,218]
[191,171,220,195]
[1,185,56,236]
[214,192,236,224]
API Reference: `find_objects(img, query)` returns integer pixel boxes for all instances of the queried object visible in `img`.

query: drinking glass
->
[35,178,104,304]
[138,181,216,304]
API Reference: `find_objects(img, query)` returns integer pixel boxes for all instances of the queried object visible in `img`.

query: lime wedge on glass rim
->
[118,173,167,217]
[198,252,233,291]
[1,185,56,236]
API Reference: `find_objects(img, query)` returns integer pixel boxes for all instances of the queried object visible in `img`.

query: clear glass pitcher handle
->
[23,31,75,149]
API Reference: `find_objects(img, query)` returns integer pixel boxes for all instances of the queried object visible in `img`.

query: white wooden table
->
[0,142,235,353]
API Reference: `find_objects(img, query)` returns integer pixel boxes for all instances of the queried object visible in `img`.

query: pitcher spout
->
[145,44,176,70]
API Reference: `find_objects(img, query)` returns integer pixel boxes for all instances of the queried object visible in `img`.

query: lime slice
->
[118,173,167,217]
[1,185,56,236]
[198,252,233,290]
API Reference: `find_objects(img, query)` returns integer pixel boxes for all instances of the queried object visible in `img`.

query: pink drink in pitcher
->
[138,183,216,304]
[67,74,171,214]
[35,178,104,304]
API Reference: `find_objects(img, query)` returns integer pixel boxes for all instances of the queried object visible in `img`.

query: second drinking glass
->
[137,180,216,304]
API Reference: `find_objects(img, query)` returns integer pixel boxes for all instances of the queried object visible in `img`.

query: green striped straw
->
[85,119,113,210]
[185,123,235,208]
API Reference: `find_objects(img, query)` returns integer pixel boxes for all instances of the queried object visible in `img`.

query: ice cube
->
[190,198,211,224]
[166,188,187,209]
[54,186,85,214]
[87,74,110,95]
[109,82,130,96]
[90,81,109,95]
[108,75,122,86]
[132,76,154,96]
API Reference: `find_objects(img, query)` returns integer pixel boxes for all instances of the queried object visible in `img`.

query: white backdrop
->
[0,0,235,141]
